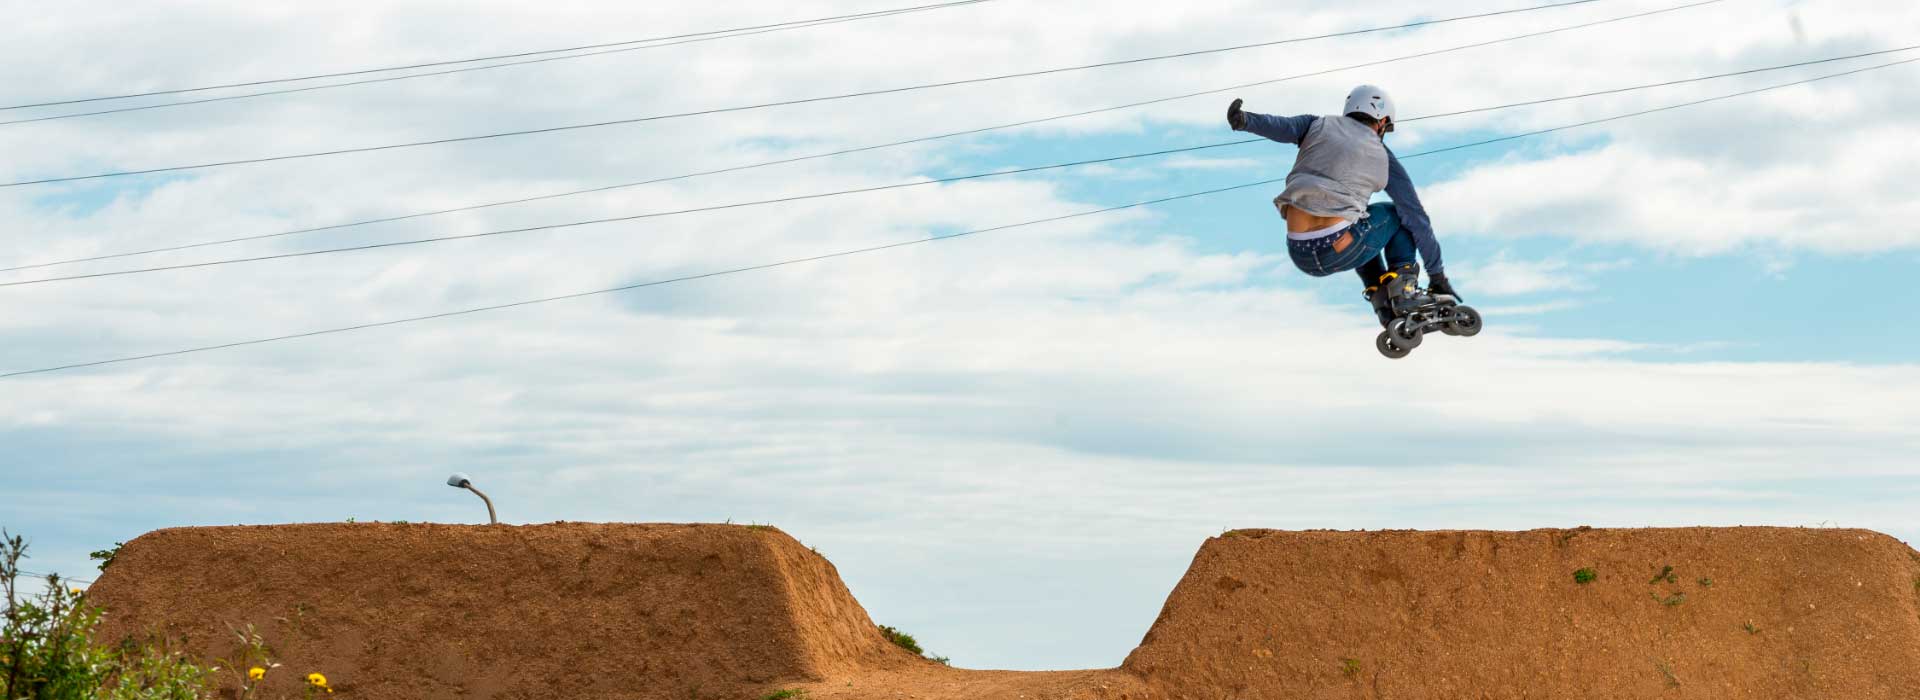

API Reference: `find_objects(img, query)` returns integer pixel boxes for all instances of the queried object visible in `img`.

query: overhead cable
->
[0,1,997,127]
[0,0,1642,189]
[12,569,95,585]
[0,0,998,113]
[0,0,1726,273]
[3,55,1910,379]
[0,141,1266,287]
[7,46,1911,287]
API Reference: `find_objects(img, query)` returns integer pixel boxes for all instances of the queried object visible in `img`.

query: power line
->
[0,0,997,113]
[0,0,1718,274]
[12,569,95,586]
[3,55,1909,380]
[5,45,1906,288]
[10,35,1903,289]
[1404,44,1919,121]
[0,0,1634,189]
[0,2,993,127]
[0,140,1267,287]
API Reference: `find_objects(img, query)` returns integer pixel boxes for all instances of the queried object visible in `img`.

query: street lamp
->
[446,472,498,525]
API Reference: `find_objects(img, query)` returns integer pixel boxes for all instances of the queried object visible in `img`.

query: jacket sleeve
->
[1384,148,1444,276]
[1240,112,1317,145]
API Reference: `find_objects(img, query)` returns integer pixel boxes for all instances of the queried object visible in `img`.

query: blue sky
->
[2,0,1917,673]
[929,119,1919,363]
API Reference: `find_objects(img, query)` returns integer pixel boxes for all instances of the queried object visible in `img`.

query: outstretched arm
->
[1384,149,1445,277]
[1232,103,1317,145]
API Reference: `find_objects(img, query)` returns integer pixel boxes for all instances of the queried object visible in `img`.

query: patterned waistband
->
[1286,220,1353,241]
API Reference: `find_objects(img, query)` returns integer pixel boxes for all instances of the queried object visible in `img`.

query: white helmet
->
[1343,85,1395,132]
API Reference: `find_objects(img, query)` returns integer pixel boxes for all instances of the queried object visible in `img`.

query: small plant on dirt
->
[1341,658,1362,678]
[1697,578,1714,587]
[1656,661,1680,688]
[1651,592,1687,607]
[878,624,953,665]
[878,625,923,655]
[1649,565,1677,585]
[1573,568,1598,584]
[90,542,125,572]
[762,689,810,700]
[744,523,775,532]
[220,622,280,699]
[1743,621,1761,635]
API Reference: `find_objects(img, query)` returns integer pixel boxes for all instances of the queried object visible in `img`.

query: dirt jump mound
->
[1123,527,1920,699]
[87,524,1920,699]
[86,523,920,700]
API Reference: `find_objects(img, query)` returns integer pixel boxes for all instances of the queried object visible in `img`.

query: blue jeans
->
[1286,202,1417,287]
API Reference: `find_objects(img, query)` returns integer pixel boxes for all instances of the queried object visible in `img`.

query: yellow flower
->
[306,672,328,687]
[248,667,266,680]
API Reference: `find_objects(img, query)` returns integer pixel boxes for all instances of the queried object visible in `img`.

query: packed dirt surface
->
[1125,527,1920,699]
[87,523,923,700]
[88,524,1920,700]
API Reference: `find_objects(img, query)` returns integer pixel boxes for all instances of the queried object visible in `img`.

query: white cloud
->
[1,0,1917,672]
[1477,299,1583,316]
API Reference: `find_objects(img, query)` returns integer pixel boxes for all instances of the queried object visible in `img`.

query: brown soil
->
[87,523,921,700]
[86,524,1920,700]
[1124,527,1920,699]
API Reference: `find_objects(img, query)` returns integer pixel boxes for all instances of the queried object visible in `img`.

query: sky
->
[2,0,1917,672]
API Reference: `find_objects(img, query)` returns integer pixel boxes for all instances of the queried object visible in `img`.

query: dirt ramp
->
[87,523,916,700]
[1123,527,1920,699]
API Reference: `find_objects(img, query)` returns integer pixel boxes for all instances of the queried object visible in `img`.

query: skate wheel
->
[1376,329,1414,359]
[1387,318,1423,349]
[1446,305,1483,337]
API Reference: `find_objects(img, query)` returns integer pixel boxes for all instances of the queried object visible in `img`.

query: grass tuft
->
[1656,661,1680,688]
[1341,658,1361,678]
[1573,568,1597,585]
[762,690,810,700]
[1649,565,1677,585]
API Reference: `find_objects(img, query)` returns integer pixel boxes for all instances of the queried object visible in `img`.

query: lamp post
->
[446,472,498,525]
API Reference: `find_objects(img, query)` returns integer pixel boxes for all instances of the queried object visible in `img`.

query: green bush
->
[876,624,952,666]
[3,531,216,700]
[1573,568,1597,584]
[88,544,123,573]
[877,625,923,655]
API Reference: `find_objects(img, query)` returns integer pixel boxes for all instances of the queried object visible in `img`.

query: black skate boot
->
[1378,263,1436,319]
[1362,285,1394,329]
[1372,262,1485,358]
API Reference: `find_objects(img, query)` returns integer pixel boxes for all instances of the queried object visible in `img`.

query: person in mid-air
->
[1227,85,1458,328]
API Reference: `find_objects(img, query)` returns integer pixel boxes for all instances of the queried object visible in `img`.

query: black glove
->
[1227,98,1247,131]
[1428,273,1460,301]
